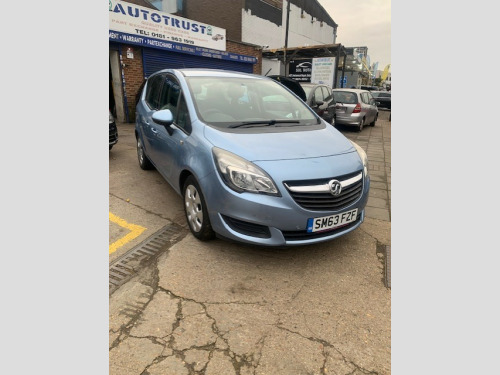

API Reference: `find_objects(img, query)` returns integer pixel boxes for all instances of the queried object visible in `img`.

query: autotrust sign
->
[109,0,226,51]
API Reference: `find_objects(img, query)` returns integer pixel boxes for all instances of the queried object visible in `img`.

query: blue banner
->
[109,30,257,64]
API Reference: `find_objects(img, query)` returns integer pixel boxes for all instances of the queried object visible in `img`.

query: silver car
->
[135,69,370,246]
[332,89,379,132]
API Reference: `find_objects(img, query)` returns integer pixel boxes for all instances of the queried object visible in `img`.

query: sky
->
[317,0,391,72]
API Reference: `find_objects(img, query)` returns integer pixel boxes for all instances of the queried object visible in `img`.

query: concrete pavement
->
[109,110,391,374]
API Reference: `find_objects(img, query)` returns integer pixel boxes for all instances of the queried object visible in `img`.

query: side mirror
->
[152,109,174,127]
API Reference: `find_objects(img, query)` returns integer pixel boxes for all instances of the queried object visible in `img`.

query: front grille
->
[221,215,271,238]
[284,171,363,211]
[282,212,362,241]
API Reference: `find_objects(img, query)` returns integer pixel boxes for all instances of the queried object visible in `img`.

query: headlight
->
[351,141,369,177]
[212,147,280,196]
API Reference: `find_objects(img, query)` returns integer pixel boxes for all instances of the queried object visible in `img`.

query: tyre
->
[370,114,378,126]
[183,176,215,241]
[358,118,364,132]
[137,138,154,170]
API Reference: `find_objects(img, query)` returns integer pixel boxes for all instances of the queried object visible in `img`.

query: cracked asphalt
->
[109,110,391,374]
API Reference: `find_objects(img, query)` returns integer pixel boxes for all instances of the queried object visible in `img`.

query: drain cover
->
[109,224,186,295]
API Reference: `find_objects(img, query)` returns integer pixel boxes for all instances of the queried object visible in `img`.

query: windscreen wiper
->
[229,119,300,129]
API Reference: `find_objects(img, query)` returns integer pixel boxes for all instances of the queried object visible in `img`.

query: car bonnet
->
[203,125,354,162]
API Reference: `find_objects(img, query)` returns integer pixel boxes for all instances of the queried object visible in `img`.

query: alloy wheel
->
[185,184,203,232]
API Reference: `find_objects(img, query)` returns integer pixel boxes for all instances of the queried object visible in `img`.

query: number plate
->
[306,209,358,233]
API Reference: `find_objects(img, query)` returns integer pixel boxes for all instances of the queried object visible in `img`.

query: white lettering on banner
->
[109,0,226,51]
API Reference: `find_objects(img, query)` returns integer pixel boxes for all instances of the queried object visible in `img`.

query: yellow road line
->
[109,212,146,254]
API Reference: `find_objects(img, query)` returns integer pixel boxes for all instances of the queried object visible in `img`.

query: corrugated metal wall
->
[142,48,254,78]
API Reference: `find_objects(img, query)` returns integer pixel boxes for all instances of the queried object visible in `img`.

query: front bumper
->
[198,157,370,246]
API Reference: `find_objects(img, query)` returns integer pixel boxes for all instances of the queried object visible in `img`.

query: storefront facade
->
[109,0,259,122]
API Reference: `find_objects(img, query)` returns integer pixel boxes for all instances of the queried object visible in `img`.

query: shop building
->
[109,0,262,123]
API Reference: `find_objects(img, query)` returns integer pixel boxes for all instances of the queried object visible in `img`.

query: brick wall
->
[226,40,262,75]
[184,0,242,41]
[119,45,145,122]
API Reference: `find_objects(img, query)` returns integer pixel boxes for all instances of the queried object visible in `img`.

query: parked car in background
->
[299,83,337,125]
[267,76,336,126]
[109,110,118,150]
[359,85,379,92]
[331,89,379,132]
[370,91,391,110]
[267,75,307,101]
[135,69,370,246]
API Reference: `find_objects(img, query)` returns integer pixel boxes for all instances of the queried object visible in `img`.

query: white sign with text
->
[109,0,226,51]
[311,57,336,86]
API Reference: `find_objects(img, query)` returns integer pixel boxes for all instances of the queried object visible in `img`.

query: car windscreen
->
[185,77,318,129]
[332,91,358,104]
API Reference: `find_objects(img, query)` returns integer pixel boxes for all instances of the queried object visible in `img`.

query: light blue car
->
[135,69,370,246]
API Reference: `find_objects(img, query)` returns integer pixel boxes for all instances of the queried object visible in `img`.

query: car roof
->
[152,68,264,79]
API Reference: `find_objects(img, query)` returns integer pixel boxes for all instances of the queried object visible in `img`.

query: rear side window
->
[332,91,357,104]
[145,75,163,109]
[361,93,369,104]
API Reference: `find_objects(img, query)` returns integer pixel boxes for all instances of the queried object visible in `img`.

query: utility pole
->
[284,0,291,76]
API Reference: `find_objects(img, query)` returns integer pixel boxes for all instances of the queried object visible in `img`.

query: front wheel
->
[183,176,215,241]
[370,114,378,126]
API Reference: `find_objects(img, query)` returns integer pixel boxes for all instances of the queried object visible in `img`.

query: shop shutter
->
[142,48,254,78]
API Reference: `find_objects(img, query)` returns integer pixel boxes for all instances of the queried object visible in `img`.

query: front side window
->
[322,86,333,102]
[145,75,164,109]
[158,75,181,118]
[367,92,375,104]
[314,87,325,103]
